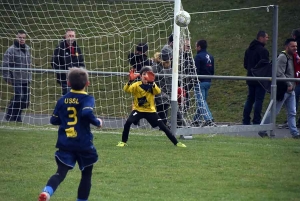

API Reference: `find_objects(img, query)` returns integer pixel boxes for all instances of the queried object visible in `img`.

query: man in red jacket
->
[292,29,300,126]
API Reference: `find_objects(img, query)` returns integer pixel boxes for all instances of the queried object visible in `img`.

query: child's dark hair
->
[140,66,152,75]
[17,30,26,35]
[68,67,88,90]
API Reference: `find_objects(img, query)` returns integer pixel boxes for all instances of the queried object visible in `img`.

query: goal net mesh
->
[0,0,211,131]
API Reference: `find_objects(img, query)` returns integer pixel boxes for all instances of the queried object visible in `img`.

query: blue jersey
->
[50,89,101,151]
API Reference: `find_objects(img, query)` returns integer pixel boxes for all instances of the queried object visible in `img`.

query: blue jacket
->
[194,49,214,82]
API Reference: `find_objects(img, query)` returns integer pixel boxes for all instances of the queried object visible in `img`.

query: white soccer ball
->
[175,10,191,27]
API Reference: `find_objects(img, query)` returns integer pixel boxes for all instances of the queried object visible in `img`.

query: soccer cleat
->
[116,142,128,147]
[38,192,50,201]
[176,142,187,148]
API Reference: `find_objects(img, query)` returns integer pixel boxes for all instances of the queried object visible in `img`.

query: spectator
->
[1,30,31,122]
[243,31,269,125]
[116,66,186,148]
[38,68,102,201]
[259,38,300,139]
[192,40,216,127]
[128,43,152,72]
[161,34,173,57]
[291,29,300,126]
[152,51,171,126]
[51,29,85,95]
[180,39,196,112]
[152,49,187,127]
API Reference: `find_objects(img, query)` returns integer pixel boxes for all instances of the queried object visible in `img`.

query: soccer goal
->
[0,0,278,138]
[0,0,204,132]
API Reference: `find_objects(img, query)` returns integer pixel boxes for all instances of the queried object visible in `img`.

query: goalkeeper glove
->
[144,71,155,83]
[129,69,140,81]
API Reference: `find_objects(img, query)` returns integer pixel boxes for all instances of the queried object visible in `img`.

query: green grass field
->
[1,1,300,200]
[1,0,300,124]
[0,128,300,201]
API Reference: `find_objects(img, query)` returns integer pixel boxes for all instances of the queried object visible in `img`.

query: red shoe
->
[38,192,50,201]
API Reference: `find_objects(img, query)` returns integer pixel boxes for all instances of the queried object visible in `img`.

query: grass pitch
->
[0,128,299,201]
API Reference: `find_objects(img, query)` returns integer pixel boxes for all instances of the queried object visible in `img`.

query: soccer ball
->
[175,10,191,27]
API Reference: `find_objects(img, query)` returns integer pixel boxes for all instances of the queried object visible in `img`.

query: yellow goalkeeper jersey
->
[124,81,161,113]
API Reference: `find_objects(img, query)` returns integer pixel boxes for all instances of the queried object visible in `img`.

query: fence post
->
[270,5,278,137]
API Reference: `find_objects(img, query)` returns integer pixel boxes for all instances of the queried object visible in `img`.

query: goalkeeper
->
[116,66,186,148]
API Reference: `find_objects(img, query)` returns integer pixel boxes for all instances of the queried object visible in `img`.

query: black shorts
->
[55,147,98,171]
[127,110,162,128]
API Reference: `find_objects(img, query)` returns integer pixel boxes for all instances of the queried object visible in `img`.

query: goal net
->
[0,0,210,131]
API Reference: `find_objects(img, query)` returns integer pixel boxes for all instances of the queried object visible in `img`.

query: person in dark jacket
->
[242,30,269,125]
[128,43,152,72]
[1,30,31,122]
[192,40,216,127]
[51,29,85,95]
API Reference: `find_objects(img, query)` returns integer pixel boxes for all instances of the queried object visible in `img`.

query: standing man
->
[161,33,173,59]
[243,31,269,125]
[51,29,85,95]
[1,30,31,122]
[193,40,216,127]
[259,39,300,139]
[181,39,196,112]
[128,43,152,73]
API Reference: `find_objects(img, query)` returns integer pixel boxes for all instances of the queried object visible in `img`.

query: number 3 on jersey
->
[67,107,78,125]
[65,107,78,138]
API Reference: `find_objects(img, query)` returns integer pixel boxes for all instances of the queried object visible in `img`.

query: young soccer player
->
[117,66,186,148]
[38,68,102,201]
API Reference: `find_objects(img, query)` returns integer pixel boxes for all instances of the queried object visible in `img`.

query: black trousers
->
[122,110,178,145]
[156,104,169,126]
[6,82,30,121]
